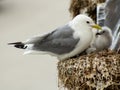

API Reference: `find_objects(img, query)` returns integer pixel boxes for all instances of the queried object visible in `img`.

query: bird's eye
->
[86,21,90,24]
[102,31,105,33]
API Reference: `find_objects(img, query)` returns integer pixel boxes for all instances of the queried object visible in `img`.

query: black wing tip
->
[8,42,27,49]
[8,42,22,45]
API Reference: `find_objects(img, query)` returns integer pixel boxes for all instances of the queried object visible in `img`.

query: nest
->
[69,0,106,21]
[58,50,120,90]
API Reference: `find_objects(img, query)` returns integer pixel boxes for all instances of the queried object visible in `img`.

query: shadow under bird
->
[8,14,101,60]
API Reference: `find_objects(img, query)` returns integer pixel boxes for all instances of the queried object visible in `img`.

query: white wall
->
[0,0,70,90]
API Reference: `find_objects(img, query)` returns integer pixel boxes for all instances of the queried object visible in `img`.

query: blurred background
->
[0,0,70,90]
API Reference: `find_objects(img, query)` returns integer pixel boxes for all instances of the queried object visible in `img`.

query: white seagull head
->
[70,14,102,31]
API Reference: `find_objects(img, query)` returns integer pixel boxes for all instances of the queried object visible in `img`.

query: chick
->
[86,26,113,54]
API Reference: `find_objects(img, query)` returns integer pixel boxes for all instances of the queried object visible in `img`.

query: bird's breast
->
[72,30,93,54]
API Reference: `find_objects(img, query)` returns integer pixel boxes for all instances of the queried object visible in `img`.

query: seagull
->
[86,26,113,54]
[8,14,101,60]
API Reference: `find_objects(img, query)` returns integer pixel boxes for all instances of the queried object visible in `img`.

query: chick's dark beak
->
[96,32,101,35]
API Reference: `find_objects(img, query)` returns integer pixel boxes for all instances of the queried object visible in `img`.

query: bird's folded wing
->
[27,24,80,55]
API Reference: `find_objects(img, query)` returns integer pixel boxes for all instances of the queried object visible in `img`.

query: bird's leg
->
[86,47,96,54]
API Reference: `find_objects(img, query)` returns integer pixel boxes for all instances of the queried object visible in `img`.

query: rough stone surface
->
[69,0,106,21]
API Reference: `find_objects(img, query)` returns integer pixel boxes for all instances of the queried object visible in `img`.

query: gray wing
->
[31,24,80,55]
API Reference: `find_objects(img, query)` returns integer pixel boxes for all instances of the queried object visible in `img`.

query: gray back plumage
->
[32,24,80,55]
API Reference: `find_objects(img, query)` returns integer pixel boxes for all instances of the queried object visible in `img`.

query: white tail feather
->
[23,50,48,55]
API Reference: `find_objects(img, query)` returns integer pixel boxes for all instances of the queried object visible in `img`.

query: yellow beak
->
[91,24,102,30]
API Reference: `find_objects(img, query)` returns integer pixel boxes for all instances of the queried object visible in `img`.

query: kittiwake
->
[86,26,113,54]
[8,14,101,60]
